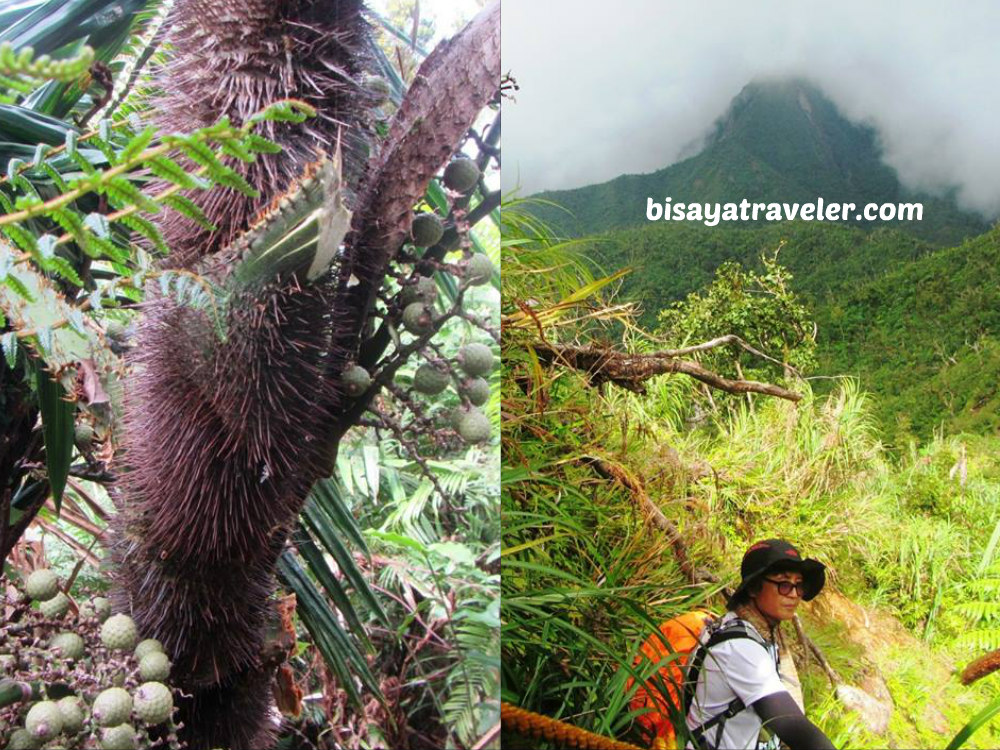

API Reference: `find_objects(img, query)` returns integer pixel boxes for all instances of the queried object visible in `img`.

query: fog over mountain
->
[502,0,1000,217]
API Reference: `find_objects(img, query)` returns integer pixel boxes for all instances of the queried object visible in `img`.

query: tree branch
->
[961,648,1000,685]
[793,613,839,685]
[532,342,803,402]
[579,456,700,583]
[650,334,801,377]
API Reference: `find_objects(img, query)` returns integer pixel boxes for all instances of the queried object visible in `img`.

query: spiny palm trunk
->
[112,1,371,747]
[110,0,500,746]
[151,0,373,269]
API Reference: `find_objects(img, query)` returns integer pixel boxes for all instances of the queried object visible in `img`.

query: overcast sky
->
[502,1,1000,216]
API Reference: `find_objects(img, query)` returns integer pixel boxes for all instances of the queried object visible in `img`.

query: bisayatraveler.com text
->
[646,197,923,226]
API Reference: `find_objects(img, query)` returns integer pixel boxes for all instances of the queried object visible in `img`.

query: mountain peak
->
[530,78,986,245]
[708,78,829,144]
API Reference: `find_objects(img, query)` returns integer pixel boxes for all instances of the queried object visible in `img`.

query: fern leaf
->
[162,195,216,231]
[148,155,200,189]
[244,133,282,154]
[0,239,120,394]
[119,125,156,163]
[118,214,168,254]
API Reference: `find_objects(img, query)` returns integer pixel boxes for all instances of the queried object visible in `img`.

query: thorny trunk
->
[109,1,500,747]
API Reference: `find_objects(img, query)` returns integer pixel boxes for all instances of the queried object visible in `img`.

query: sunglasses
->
[763,578,806,597]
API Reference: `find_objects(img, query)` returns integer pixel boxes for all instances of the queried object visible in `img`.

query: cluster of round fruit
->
[341,341,494,445]
[2,569,182,750]
[341,149,498,445]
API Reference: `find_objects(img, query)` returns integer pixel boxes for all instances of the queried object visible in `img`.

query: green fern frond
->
[0,238,120,394]
[0,42,95,82]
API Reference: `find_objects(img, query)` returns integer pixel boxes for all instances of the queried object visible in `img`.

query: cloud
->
[502,0,1000,216]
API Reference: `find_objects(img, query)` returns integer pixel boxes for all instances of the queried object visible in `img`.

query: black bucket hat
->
[730,539,826,603]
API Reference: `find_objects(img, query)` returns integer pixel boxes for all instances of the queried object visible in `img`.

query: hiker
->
[685,539,836,750]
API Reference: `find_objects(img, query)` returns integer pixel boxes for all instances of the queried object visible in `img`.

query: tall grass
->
[501,198,1000,748]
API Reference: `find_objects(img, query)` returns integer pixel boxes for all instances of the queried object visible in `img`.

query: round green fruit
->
[456,343,494,377]
[133,638,164,662]
[57,696,86,734]
[25,569,59,602]
[341,365,372,397]
[443,157,480,193]
[401,276,438,306]
[455,407,491,444]
[7,728,40,750]
[459,377,491,407]
[410,213,444,247]
[100,724,136,750]
[139,651,171,682]
[74,422,95,450]
[101,614,138,652]
[402,303,434,335]
[39,592,70,619]
[92,687,132,727]
[93,597,112,621]
[133,682,173,726]
[49,632,85,661]
[464,253,495,286]
[25,700,63,742]
[413,363,451,395]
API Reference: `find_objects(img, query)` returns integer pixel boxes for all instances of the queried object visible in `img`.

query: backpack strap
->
[683,619,772,750]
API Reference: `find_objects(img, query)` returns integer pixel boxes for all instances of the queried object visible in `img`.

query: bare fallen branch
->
[532,342,802,402]
[793,613,839,685]
[580,455,700,583]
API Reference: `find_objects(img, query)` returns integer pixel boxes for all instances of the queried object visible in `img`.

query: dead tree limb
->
[793,614,840,686]
[579,455,701,584]
[532,342,802,402]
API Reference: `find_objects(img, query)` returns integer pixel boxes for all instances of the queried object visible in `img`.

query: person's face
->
[751,569,805,622]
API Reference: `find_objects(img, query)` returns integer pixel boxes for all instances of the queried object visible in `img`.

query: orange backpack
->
[626,610,716,750]
[628,611,771,749]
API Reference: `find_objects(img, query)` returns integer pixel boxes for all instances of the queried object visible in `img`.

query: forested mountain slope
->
[530,79,989,246]
[816,226,1000,442]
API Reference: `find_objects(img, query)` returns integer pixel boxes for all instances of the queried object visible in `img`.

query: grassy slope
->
[573,219,1000,444]
[503,362,1000,748]
[621,383,1000,749]
[502,203,1000,750]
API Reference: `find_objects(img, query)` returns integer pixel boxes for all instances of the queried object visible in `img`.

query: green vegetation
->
[502,199,1000,749]
[544,217,1000,445]
[529,80,988,246]
[582,221,934,329]
[817,227,1000,444]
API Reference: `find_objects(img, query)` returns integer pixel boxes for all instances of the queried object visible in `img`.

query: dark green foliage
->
[816,227,1000,444]
[33,360,73,510]
[582,221,931,329]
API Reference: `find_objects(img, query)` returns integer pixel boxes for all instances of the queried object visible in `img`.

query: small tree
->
[656,251,817,391]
